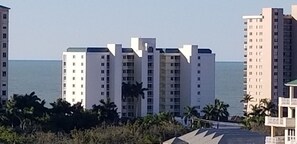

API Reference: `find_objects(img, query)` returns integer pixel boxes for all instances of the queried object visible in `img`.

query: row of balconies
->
[265,116,295,127]
[279,97,297,106]
[265,136,285,144]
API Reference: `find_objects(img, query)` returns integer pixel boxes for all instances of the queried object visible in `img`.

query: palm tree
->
[183,106,199,128]
[201,104,215,120]
[240,94,253,103]
[214,99,229,122]
[260,99,277,116]
[122,82,147,117]
[92,98,119,125]
[4,92,47,130]
[131,82,148,117]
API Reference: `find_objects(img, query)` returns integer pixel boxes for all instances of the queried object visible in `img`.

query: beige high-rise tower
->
[243,5,297,113]
[0,5,9,105]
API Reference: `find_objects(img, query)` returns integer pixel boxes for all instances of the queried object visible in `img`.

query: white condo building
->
[62,37,215,117]
[0,5,9,105]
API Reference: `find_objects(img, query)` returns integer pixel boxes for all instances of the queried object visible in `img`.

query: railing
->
[265,136,285,144]
[265,116,295,127]
[279,97,297,106]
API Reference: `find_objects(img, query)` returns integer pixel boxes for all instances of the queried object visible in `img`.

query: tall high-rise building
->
[0,5,9,105]
[243,5,297,112]
[62,37,215,117]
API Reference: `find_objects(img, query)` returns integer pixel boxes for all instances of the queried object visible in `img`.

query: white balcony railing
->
[265,116,295,127]
[279,97,297,106]
[265,136,285,144]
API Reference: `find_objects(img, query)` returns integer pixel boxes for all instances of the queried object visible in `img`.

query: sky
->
[1,0,297,61]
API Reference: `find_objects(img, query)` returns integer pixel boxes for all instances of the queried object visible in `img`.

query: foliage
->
[201,99,229,122]
[122,82,148,117]
[0,92,193,143]
[242,98,277,131]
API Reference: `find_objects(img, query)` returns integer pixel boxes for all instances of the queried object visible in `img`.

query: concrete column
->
[278,106,283,117]
[289,107,293,118]
[290,86,294,99]
[271,126,275,137]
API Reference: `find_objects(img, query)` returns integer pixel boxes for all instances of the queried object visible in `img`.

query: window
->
[2,71,6,77]
[197,77,200,81]
[63,83,66,87]
[63,91,66,94]
[63,76,66,80]
[81,63,83,66]
[73,62,75,66]
[198,56,200,59]
[101,92,104,95]
[72,84,75,88]
[81,70,83,73]
[101,70,104,74]
[2,62,6,67]
[81,85,83,88]
[73,55,75,59]
[3,14,6,19]
[101,55,104,59]
[2,83,6,87]
[81,77,83,80]
[72,98,75,102]
[101,63,104,66]
[2,53,6,58]
[197,84,200,88]
[3,33,8,38]
[72,70,75,73]
[72,91,75,95]
[2,90,6,96]
[101,85,104,88]
[72,77,75,80]
[197,91,200,95]
[197,70,200,74]
[2,43,6,48]
[197,63,200,67]
[101,77,104,81]
[2,26,6,29]
[81,55,84,59]
[81,92,83,95]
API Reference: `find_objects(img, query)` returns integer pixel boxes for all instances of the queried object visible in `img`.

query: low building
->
[163,128,265,144]
[265,79,297,144]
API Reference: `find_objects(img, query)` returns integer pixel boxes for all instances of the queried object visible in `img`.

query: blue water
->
[8,60,243,115]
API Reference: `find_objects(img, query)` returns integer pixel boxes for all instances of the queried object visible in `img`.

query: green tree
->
[92,98,119,125]
[3,92,47,131]
[214,99,229,122]
[201,104,215,120]
[122,82,148,117]
[240,94,253,103]
[183,106,199,128]
[260,99,277,116]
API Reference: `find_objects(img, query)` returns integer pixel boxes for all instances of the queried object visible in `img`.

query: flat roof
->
[67,47,109,52]
[285,79,297,87]
[198,49,212,54]
[0,5,10,9]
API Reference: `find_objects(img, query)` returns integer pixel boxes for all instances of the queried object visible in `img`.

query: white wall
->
[107,44,123,116]
[85,52,109,108]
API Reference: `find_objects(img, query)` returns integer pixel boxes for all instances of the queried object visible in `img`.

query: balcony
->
[279,97,297,107]
[265,136,285,144]
[265,116,295,127]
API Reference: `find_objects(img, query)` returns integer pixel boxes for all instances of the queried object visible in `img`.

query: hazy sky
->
[1,1,297,61]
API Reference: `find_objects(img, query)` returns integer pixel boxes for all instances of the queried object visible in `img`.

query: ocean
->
[8,60,243,116]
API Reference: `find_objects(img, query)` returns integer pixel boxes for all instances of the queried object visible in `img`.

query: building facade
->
[243,5,297,113]
[0,5,9,105]
[265,79,297,144]
[62,37,215,117]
